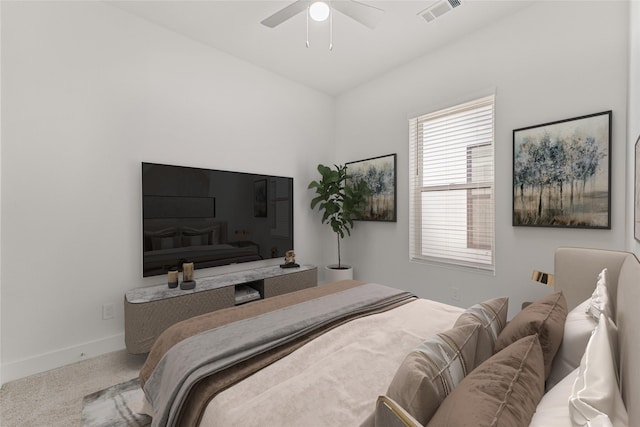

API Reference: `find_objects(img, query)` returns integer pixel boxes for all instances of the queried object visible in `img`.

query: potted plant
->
[308,163,368,282]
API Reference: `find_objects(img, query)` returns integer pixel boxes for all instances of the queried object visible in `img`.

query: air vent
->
[418,0,462,23]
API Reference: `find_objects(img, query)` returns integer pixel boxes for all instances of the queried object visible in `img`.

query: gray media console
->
[124,265,317,354]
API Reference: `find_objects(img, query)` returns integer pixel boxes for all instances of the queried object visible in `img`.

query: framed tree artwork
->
[346,153,397,222]
[512,111,611,229]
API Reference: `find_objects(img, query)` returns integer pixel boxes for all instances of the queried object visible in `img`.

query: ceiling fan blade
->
[261,0,309,28]
[331,0,384,29]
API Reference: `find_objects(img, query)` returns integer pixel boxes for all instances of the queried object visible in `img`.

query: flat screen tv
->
[142,162,294,277]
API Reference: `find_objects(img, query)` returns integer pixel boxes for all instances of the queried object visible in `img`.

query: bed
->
[143,219,262,276]
[137,247,639,427]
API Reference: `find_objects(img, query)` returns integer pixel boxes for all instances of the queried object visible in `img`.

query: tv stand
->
[124,264,317,354]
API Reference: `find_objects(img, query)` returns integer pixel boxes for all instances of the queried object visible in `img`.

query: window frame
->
[409,95,495,271]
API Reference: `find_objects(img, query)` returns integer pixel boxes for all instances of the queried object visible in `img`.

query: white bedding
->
[200,298,464,427]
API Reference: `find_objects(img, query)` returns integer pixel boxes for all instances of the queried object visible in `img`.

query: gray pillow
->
[385,323,480,425]
[453,296,508,366]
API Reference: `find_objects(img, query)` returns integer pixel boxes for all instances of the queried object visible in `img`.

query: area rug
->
[82,378,151,427]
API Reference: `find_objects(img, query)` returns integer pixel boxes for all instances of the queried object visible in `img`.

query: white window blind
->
[409,95,495,271]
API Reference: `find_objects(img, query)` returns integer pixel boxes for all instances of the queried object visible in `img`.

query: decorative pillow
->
[144,227,178,251]
[530,367,578,427]
[386,323,480,425]
[372,396,422,427]
[453,296,508,366]
[181,225,220,246]
[181,234,209,247]
[495,291,567,379]
[587,268,613,321]
[546,298,597,390]
[569,313,629,427]
[426,334,545,427]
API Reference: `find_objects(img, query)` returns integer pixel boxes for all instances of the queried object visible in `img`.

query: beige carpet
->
[0,350,146,427]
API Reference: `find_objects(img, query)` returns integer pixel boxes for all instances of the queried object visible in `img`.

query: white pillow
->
[587,269,613,321]
[569,313,628,427]
[546,299,597,390]
[530,368,578,427]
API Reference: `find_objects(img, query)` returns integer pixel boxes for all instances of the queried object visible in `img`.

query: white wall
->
[629,1,640,254]
[335,1,629,316]
[0,2,333,382]
[1,0,634,384]
[0,0,3,386]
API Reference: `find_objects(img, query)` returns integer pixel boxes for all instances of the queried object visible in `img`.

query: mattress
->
[199,298,464,426]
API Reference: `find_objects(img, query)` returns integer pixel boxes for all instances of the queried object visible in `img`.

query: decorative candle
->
[182,262,194,282]
[167,269,179,288]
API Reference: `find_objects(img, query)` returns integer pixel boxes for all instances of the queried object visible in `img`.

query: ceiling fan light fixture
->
[309,1,330,22]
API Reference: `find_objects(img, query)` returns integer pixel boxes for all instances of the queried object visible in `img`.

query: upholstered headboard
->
[554,247,640,426]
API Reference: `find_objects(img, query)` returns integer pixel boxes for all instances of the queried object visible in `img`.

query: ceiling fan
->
[261,0,384,30]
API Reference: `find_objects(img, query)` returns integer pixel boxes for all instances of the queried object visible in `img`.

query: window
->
[409,95,495,271]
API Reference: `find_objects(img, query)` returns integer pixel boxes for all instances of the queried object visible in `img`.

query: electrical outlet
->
[102,303,114,320]
[450,287,460,301]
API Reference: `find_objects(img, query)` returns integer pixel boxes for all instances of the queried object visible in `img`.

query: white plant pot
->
[324,264,353,283]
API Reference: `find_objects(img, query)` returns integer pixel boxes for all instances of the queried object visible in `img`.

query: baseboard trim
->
[1,333,125,385]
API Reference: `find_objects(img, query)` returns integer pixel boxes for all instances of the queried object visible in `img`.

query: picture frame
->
[635,135,640,241]
[346,153,397,222]
[253,179,267,217]
[513,111,611,229]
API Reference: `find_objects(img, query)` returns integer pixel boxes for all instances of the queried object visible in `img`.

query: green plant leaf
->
[308,162,368,266]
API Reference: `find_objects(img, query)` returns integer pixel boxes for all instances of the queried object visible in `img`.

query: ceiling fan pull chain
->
[306,4,310,48]
[329,2,333,51]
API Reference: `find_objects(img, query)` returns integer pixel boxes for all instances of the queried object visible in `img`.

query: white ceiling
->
[108,1,534,96]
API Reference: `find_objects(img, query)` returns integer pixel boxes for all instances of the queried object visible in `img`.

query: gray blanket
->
[144,282,415,427]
